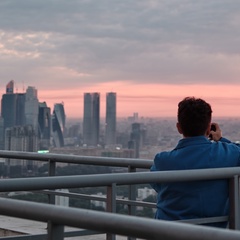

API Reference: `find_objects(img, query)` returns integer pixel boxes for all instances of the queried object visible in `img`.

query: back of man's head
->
[177,97,212,137]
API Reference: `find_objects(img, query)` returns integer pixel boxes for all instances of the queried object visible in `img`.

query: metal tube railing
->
[1,167,240,229]
[0,198,240,240]
[1,150,240,238]
[0,150,152,168]
[1,167,240,192]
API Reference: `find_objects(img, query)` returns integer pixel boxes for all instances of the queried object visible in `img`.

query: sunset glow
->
[36,82,240,119]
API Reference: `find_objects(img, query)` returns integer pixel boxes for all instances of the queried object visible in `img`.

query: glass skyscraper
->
[1,81,26,148]
[38,102,51,150]
[83,92,100,146]
[52,103,65,147]
[105,92,116,146]
[25,86,39,134]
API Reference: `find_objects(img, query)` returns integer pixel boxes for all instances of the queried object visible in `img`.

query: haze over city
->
[0,1,240,118]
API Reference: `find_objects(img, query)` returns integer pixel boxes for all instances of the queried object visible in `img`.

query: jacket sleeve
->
[150,153,161,193]
[220,137,240,147]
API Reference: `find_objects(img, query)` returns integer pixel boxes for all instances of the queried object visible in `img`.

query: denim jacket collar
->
[175,136,210,149]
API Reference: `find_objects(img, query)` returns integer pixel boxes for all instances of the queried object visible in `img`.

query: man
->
[150,97,240,228]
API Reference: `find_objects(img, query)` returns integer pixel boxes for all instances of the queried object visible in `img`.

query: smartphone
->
[209,124,216,139]
[210,124,216,132]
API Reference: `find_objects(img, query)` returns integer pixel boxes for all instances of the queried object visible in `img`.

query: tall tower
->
[83,92,100,146]
[83,93,92,146]
[91,92,100,146]
[105,92,116,146]
[25,86,39,133]
[38,102,51,150]
[1,81,19,151]
[52,103,65,147]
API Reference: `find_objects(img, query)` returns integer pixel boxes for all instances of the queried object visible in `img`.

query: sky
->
[0,0,240,119]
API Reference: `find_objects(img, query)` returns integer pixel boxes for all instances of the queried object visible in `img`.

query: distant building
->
[105,92,116,146]
[15,93,26,126]
[128,123,141,158]
[128,112,139,123]
[5,125,38,166]
[1,81,26,148]
[137,187,156,201]
[83,92,100,146]
[55,189,69,207]
[38,102,51,150]
[6,80,14,93]
[91,93,100,146]
[0,117,4,150]
[90,192,106,209]
[1,82,42,152]
[52,103,65,148]
[1,90,18,131]
[25,86,39,134]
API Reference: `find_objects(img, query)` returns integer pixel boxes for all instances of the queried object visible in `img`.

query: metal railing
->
[0,150,240,239]
[1,197,240,240]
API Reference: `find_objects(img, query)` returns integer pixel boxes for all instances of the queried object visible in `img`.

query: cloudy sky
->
[0,0,240,118]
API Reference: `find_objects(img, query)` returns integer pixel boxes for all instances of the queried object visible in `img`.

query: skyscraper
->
[1,83,40,151]
[83,92,100,146]
[38,102,51,150]
[52,103,65,148]
[128,123,141,158]
[91,93,100,146]
[16,93,26,126]
[25,86,39,133]
[1,81,25,148]
[105,92,116,146]
[83,93,92,146]
[1,92,17,130]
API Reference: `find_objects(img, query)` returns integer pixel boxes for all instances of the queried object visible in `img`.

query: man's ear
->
[176,122,183,134]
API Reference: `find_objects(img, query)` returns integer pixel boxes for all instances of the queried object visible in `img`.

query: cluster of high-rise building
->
[0,81,118,158]
[0,80,153,171]
[0,81,52,154]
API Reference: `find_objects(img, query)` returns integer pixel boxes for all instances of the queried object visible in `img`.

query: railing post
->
[106,183,116,240]
[128,166,136,216]
[48,160,56,204]
[48,160,57,237]
[47,221,64,240]
[128,166,136,240]
[229,175,240,229]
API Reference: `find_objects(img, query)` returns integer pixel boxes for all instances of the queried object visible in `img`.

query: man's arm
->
[150,154,161,193]
[211,122,240,146]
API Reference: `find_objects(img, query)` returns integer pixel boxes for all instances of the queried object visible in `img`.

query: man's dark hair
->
[177,97,212,137]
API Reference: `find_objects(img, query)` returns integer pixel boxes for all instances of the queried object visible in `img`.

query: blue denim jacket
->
[150,136,240,228]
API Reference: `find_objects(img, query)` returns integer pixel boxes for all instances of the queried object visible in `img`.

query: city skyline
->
[2,81,240,120]
[0,1,240,118]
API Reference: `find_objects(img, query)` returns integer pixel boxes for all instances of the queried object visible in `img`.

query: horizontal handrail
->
[1,167,240,192]
[0,198,239,240]
[0,150,152,168]
[41,189,156,208]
